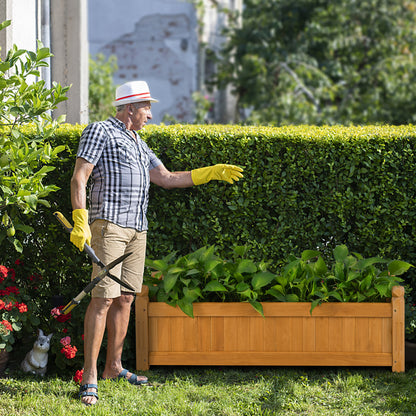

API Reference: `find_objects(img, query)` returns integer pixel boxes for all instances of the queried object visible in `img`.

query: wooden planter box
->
[135,285,405,372]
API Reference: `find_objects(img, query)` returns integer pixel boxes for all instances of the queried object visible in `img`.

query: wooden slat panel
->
[315,317,329,352]
[149,351,392,367]
[303,317,316,352]
[135,290,149,370]
[182,316,198,352]
[264,317,278,352]
[148,302,391,318]
[211,317,224,352]
[249,316,264,351]
[382,318,392,353]
[155,317,171,352]
[198,317,211,352]
[343,318,356,352]
[328,318,343,352]
[392,286,405,372]
[274,317,291,352]
[368,318,383,352]
[356,318,369,352]
[237,318,250,352]
[224,317,238,351]
[148,318,159,351]
[291,318,303,352]
[170,317,184,352]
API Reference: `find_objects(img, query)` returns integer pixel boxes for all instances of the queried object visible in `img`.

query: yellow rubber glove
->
[191,164,244,185]
[70,209,92,251]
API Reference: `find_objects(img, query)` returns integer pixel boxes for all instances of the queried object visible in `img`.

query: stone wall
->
[88,0,242,124]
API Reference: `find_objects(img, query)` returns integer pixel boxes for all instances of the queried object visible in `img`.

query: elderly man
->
[70,80,243,405]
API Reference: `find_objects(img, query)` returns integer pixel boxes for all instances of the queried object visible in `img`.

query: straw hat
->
[112,81,159,106]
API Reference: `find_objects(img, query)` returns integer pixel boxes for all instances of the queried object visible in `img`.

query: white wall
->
[11,0,37,52]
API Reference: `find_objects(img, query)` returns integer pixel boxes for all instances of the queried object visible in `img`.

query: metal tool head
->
[105,252,132,272]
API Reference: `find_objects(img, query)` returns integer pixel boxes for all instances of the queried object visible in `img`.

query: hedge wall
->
[142,124,416,271]
[3,124,416,275]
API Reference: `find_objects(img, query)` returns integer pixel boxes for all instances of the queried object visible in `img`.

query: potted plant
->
[136,245,412,372]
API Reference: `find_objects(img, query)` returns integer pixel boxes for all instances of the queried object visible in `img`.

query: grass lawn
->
[1,364,416,415]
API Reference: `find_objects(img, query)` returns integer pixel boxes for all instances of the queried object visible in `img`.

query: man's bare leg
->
[101,293,144,381]
[80,297,112,405]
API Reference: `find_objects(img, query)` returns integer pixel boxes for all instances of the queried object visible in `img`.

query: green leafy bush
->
[0,19,70,252]
[144,244,412,317]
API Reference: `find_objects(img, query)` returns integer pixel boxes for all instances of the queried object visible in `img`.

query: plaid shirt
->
[77,117,162,231]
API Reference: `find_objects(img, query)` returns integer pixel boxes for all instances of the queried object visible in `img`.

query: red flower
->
[56,306,71,323]
[0,265,8,279]
[5,286,19,295]
[4,302,13,311]
[51,307,62,317]
[0,300,5,310]
[73,369,84,384]
[51,306,71,322]
[29,273,42,281]
[14,259,23,266]
[61,344,77,359]
[0,320,13,332]
[60,336,71,346]
[62,328,68,333]
[17,303,28,313]
[7,268,15,281]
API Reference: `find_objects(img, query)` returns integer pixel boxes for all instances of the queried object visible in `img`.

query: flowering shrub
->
[0,262,40,352]
[47,302,84,377]
[0,259,84,380]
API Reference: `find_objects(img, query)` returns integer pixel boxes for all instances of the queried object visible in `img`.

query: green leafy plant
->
[144,244,413,317]
[88,53,118,122]
[0,19,70,252]
[145,245,276,317]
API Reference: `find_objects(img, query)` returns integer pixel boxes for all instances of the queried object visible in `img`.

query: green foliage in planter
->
[144,244,413,317]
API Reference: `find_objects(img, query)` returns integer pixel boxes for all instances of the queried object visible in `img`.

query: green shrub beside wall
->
[3,124,415,275]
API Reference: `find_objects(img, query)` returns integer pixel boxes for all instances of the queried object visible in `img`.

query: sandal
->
[118,369,148,385]
[79,383,98,406]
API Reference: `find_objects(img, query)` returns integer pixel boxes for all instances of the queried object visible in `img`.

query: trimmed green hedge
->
[2,123,416,274]
[142,124,416,271]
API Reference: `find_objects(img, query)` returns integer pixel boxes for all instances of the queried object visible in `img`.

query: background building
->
[0,0,242,124]
[0,0,89,124]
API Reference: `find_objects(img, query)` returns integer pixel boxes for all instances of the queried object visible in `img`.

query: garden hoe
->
[53,211,134,314]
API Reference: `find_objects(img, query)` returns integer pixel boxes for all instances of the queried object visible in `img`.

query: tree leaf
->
[251,271,276,290]
[388,260,413,276]
[204,281,227,292]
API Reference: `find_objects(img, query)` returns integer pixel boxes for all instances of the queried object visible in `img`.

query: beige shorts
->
[90,219,147,298]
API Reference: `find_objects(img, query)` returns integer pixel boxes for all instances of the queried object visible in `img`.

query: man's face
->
[129,101,152,130]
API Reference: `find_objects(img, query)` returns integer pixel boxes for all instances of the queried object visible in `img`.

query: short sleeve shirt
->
[76,117,162,231]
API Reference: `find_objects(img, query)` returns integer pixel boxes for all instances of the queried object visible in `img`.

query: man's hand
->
[191,164,244,185]
[70,209,92,251]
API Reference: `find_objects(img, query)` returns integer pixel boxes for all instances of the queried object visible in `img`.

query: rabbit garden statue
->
[21,329,53,376]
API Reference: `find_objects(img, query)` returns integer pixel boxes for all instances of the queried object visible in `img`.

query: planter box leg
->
[135,286,149,371]
[392,285,405,372]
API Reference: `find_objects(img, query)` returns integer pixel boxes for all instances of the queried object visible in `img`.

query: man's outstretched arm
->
[149,163,243,189]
